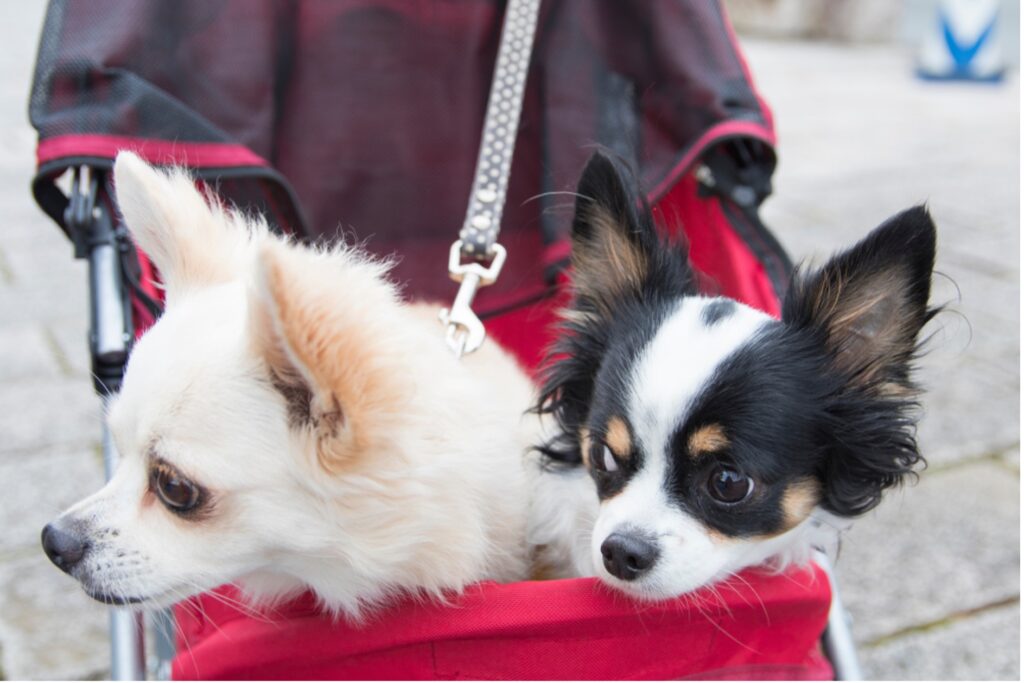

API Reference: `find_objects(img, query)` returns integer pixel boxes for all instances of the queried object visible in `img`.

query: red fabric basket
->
[173,569,832,680]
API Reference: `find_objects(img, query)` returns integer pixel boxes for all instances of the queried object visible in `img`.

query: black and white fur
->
[529,151,938,600]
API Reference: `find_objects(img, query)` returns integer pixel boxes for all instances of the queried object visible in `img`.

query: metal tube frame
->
[73,165,176,679]
[815,550,864,680]
[101,409,146,680]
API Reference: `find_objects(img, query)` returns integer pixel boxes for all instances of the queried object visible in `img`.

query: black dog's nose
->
[42,523,88,574]
[600,531,659,581]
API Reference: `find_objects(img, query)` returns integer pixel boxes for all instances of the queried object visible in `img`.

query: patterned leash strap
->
[440,0,541,358]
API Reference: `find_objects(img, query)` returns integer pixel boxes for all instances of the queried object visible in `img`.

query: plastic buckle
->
[439,240,506,358]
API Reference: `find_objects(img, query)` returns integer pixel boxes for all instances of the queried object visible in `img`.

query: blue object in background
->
[917,0,1006,82]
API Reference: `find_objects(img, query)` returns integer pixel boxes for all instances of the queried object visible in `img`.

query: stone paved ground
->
[0,3,1018,680]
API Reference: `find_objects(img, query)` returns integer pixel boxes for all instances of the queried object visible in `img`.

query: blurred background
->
[0,0,1018,679]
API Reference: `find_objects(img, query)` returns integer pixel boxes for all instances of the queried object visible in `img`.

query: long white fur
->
[53,152,544,618]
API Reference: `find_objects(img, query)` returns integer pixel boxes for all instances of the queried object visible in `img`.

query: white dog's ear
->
[251,241,405,473]
[113,151,248,303]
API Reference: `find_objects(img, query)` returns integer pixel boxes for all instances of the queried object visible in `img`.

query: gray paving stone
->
[766,178,1019,280]
[0,553,110,680]
[1001,447,1019,470]
[0,323,65,383]
[929,204,1020,280]
[916,355,1020,466]
[939,311,1020,380]
[860,603,1020,680]
[0,378,101,457]
[0,272,90,327]
[0,445,104,555]
[751,40,1019,280]
[933,261,1020,333]
[835,461,1020,644]
[2,225,88,289]
[43,317,93,380]
[0,200,52,254]
[746,43,1019,189]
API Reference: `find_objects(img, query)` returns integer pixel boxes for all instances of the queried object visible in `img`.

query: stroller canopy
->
[31,0,781,316]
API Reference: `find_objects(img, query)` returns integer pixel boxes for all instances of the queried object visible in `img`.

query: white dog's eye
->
[599,445,619,473]
[151,463,202,515]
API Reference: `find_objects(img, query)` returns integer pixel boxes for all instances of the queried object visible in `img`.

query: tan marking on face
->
[705,526,729,545]
[579,427,591,467]
[779,477,821,531]
[604,416,631,459]
[687,424,729,457]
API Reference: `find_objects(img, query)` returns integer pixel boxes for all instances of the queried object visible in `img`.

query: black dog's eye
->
[707,466,754,504]
[152,466,200,513]
[592,444,619,473]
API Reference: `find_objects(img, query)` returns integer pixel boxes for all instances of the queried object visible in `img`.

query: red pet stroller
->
[30,1,861,679]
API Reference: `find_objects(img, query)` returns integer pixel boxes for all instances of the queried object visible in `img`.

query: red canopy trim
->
[36,133,270,169]
[648,121,776,204]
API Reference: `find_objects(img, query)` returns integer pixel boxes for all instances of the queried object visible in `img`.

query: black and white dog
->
[529,151,937,600]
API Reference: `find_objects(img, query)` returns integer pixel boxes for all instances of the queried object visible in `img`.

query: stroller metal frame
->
[102,416,146,680]
[819,551,865,680]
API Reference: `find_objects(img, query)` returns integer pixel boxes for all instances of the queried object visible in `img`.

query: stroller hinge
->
[65,165,100,260]
[66,165,134,396]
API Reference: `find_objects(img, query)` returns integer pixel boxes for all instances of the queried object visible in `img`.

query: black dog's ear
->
[570,152,662,316]
[784,205,937,396]
[535,152,694,467]
[784,206,938,516]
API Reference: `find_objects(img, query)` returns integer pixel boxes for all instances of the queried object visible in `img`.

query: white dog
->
[42,152,540,618]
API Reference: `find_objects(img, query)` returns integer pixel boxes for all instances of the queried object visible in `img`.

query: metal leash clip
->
[437,0,540,359]
[439,239,506,358]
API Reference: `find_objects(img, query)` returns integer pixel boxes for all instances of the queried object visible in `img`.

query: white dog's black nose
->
[41,523,88,574]
[600,531,659,581]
